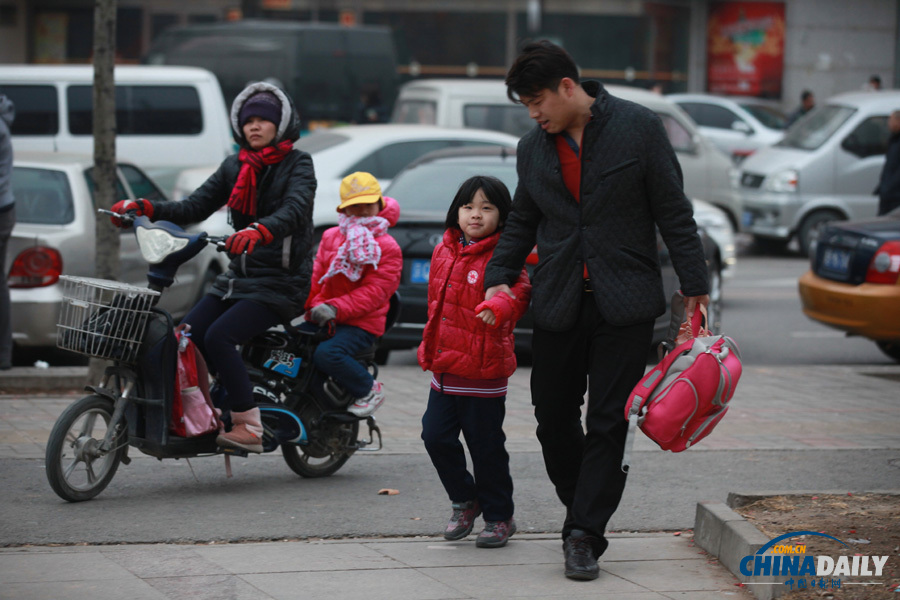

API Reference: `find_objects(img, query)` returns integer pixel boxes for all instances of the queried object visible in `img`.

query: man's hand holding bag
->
[621,292,742,472]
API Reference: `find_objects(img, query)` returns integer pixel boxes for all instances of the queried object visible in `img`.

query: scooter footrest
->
[219,446,249,457]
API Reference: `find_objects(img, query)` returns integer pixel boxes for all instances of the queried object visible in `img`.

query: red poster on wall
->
[707,2,785,98]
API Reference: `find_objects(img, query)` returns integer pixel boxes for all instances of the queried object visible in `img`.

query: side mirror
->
[731,120,753,135]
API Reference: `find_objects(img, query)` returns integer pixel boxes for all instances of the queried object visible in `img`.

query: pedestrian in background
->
[868,75,883,91]
[787,90,815,127]
[875,110,900,215]
[0,94,15,370]
[111,81,317,453]
[485,40,708,580]
[419,175,531,549]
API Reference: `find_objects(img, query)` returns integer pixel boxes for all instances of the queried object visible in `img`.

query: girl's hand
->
[477,308,496,326]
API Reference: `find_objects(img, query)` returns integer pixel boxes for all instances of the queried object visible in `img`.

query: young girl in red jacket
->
[305,172,402,416]
[418,175,531,548]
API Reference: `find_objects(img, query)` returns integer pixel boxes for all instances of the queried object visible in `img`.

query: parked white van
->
[736,90,900,255]
[391,79,534,137]
[0,65,234,196]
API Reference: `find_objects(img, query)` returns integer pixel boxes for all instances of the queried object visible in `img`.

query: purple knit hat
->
[239,91,282,127]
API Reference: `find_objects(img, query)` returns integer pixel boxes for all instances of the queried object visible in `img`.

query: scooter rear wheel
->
[45,394,127,502]
[282,419,359,478]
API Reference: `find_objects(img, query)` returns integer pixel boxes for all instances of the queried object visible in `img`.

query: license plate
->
[742,210,754,227]
[821,247,851,276]
[410,259,431,284]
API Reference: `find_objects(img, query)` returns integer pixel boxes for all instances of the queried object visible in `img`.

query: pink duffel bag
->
[622,293,742,471]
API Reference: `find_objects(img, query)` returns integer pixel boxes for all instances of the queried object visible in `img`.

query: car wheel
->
[798,210,843,257]
[876,340,900,363]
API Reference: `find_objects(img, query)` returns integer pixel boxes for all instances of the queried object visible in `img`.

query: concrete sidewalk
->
[0,533,752,600]
[3,362,898,600]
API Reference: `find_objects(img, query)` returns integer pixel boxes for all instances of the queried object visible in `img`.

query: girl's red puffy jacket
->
[418,229,531,379]
[305,197,402,336]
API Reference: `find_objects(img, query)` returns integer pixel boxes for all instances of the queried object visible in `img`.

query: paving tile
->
[147,574,277,600]
[366,538,560,568]
[0,550,137,583]
[195,540,400,573]
[600,558,742,592]
[102,545,231,578]
[421,564,650,598]
[0,580,167,600]
[243,568,464,600]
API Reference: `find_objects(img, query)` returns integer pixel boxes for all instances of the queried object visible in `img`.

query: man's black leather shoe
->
[563,529,600,580]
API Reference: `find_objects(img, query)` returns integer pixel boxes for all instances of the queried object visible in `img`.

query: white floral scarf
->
[319,214,389,283]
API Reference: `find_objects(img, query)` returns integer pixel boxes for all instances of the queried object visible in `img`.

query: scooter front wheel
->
[45,394,127,502]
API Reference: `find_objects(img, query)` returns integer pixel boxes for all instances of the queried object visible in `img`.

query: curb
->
[694,491,900,600]
[0,367,88,393]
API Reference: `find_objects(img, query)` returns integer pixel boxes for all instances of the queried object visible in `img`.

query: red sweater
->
[417,230,531,380]
[305,197,402,336]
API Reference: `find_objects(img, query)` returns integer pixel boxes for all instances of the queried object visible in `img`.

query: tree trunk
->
[87,0,118,385]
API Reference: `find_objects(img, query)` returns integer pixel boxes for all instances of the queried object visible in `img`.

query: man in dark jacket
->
[876,110,900,215]
[484,41,709,581]
[0,94,15,370]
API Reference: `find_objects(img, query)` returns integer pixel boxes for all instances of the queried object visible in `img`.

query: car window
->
[778,105,856,151]
[702,104,744,130]
[463,104,533,137]
[83,168,129,203]
[656,113,695,153]
[119,164,168,202]
[67,85,203,135]
[387,162,518,211]
[1,85,59,135]
[10,167,75,224]
[295,131,350,154]
[739,103,787,130]
[841,116,890,158]
[677,102,704,125]
[391,100,437,125]
[344,140,504,180]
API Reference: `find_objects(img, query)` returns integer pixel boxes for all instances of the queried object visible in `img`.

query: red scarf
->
[227,140,294,216]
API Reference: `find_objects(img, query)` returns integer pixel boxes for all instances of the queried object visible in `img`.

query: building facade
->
[0,0,897,110]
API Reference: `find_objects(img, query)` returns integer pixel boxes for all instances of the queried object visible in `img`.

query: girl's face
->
[343,200,381,218]
[458,188,501,243]
[243,116,277,150]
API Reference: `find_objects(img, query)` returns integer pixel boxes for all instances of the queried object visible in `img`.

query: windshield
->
[387,162,518,212]
[739,103,787,130]
[295,131,349,154]
[777,105,856,150]
[11,167,75,225]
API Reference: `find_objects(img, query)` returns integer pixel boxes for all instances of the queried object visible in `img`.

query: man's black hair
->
[505,40,579,104]
[800,90,813,102]
[444,175,512,231]
[870,75,882,85]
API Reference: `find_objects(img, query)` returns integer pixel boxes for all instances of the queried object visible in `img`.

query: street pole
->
[89,0,118,384]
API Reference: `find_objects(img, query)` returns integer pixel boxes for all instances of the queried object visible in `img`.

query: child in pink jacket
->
[305,172,402,416]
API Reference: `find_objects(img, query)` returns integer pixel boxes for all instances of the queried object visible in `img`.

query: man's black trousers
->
[531,290,654,558]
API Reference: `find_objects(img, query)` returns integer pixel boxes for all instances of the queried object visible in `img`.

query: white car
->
[667,93,787,163]
[8,153,230,358]
[172,124,521,235]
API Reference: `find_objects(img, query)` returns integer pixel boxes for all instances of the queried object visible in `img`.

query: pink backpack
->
[170,325,220,438]
[622,295,742,471]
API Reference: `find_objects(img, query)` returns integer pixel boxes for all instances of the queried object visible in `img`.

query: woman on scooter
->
[110,81,316,453]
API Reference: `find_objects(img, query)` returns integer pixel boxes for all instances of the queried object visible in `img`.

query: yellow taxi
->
[798,209,900,362]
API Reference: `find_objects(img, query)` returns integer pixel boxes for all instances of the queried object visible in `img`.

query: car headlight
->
[765,169,798,193]
[136,227,189,264]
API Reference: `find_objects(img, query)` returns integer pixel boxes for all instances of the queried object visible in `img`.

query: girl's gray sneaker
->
[476,518,516,548]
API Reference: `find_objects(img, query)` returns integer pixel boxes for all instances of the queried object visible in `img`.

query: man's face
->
[519,80,574,134]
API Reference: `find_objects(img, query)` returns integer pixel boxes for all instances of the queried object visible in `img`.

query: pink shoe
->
[348,381,384,417]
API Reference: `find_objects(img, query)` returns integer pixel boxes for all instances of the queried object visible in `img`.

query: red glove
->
[110,199,154,227]
[225,222,274,255]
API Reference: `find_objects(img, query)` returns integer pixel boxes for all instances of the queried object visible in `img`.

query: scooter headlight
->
[136,227,189,264]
